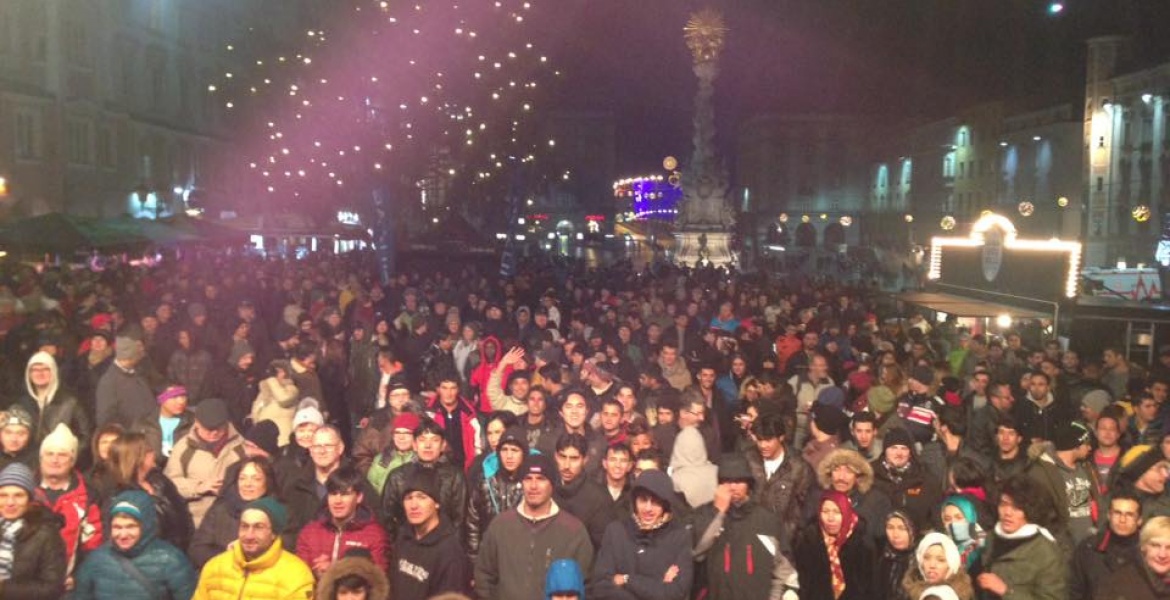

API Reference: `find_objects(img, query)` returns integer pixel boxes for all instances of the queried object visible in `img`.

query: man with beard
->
[194,498,314,598]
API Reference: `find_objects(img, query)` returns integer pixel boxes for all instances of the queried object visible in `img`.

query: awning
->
[896,291,1052,319]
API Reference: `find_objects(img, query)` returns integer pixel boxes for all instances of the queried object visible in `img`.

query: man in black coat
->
[553,432,613,550]
[381,418,468,542]
[1069,492,1143,600]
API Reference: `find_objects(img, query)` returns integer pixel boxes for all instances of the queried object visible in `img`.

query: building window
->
[64,19,92,67]
[96,126,116,170]
[14,111,42,160]
[66,120,94,165]
[1097,177,1104,192]
[943,151,956,178]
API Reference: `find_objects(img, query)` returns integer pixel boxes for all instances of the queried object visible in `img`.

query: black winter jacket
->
[556,474,615,550]
[0,503,67,600]
[1070,530,1140,600]
[466,467,524,558]
[793,520,875,600]
[592,517,694,600]
[381,458,468,542]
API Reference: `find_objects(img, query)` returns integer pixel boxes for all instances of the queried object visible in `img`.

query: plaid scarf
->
[0,519,24,581]
[820,491,858,599]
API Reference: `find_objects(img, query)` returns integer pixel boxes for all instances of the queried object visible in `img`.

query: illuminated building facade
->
[735,114,872,251]
[1083,36,1170,268]
[0,0,307,219]
[866,102,1080,249]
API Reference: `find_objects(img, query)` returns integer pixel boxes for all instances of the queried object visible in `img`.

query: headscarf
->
[819,490,858,599]
[880,511,918,597]
[942,495,985,569]
[915,532,962,582]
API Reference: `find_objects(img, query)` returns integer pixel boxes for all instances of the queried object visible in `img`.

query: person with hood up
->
[875,511,918,600]
[940,495,986,575]
[466,426,529,559]
[591,469,694,600]
[976,474,1066,600]
[34,423,102,586]
[392,469,473,600]
[1024,419,1099,555]
[0,462,67,599]
[72,490,197,600]
[470,335,507,412]
[794,490,875,600]
[545,558,586,600]
[668,425,717,509]
[17,350,91,453]
[900,532,974,600]
[314,548,390,600]
[203,340,259,432]
[809,448,893,545]
[692,454,799,600]
[163,398,246,528]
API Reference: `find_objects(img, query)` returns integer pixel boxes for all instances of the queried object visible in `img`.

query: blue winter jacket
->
[72,490,198,600]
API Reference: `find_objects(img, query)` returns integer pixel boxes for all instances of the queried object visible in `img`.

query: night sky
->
[537,0,1170,173]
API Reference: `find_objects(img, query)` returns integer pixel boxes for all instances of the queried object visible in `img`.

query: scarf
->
[0,518,24,581]
[881,459,911,485]
[820,491,858,599]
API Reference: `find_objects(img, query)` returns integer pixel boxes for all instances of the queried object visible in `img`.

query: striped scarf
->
[0,519,24,581]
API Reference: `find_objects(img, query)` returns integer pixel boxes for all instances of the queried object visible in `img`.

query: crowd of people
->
[0,249,1167,600]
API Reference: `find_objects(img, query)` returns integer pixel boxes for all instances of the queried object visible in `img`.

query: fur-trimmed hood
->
[816,448,874,494]
[902,567,975,600]
[315,555,390,600]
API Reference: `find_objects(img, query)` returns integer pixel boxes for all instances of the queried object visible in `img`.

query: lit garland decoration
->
[207,0,561,211]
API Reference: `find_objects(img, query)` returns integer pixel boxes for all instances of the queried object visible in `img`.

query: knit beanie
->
[403,468,441,503]
[1118,445,1166,485]
[0,407,34,432]
[811,402,849,437]
[245,420,281,456]
[0,463,35,494]
[1081,389,1111,416]
[868,386,897,415]
[392,412,422,433]
[40,423,79,457]
[245,497,288,532]
[156,386,188,405]
[292,398,325,428]
[883,427,914,450]
[115,335,143,362]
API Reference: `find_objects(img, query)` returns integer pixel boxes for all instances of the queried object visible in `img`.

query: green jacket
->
[981,525,1066,600]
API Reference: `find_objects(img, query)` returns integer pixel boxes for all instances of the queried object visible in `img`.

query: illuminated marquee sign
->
[337,211,361,226]
[929,213,1082,299]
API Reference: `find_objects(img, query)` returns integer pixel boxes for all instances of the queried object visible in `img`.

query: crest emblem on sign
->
[982,226,1004,282]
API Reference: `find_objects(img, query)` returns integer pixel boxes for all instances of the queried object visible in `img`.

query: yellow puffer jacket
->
[193,538,314,600]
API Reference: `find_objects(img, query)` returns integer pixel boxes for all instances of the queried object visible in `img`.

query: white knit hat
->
[292,398,324,428]
[41,423,79,457]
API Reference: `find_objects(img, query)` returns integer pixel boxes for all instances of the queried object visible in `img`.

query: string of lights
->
[206,0,561,209]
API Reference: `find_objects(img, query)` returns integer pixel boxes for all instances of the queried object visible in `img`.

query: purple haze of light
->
[214,1,551,215]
